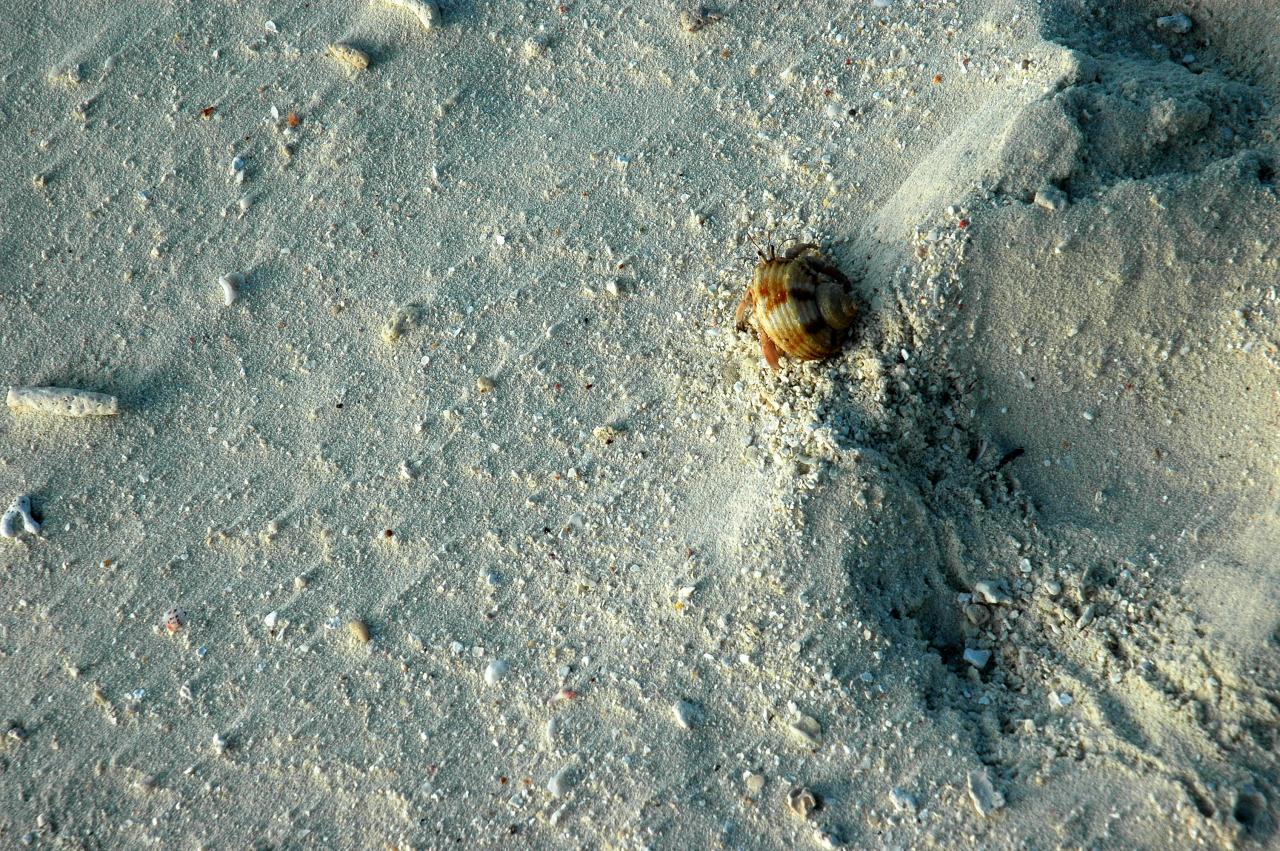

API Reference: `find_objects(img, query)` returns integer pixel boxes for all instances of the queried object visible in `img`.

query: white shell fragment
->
[1034,185,1068,211]
[7,386,119,417]
[547,765,575,798]
[966,769,1006,817]
[484,659,510,685]
[0,494,41,539]
[376,0,440,30]
[788,714,824,748]
[219,272,244,306]
[672,699,702,729]
[327,43,371,74]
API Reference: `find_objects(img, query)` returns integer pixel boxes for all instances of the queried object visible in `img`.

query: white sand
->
[1,0,1278,847]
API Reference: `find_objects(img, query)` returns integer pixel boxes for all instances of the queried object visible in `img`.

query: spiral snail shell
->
[734,242,858,369]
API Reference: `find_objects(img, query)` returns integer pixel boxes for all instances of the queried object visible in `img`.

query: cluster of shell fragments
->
[734,242,858,369]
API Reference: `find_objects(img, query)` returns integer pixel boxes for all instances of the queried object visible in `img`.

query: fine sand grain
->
[1,0,1278,847]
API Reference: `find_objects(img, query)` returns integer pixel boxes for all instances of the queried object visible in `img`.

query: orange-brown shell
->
[738,245,857,366]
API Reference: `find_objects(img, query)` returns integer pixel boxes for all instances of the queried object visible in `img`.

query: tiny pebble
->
[484,659,510,685]
[521,35,549,59]
[348,618,371,644]
[263,611,279,629]
[1155,13,1193,34]
[476,376,496,393]
[890,787,917,813]
[744,772,766,795]
[963,648,991,669]
[1050,690,1074,708]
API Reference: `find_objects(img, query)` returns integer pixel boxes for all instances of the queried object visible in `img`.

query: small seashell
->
[735,242,858,370]
[787,786,821,818]
[162,607,187,634]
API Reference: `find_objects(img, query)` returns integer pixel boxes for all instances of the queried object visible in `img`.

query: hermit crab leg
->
[734,292,753,331]
[781,241,821,260]
[758,328,781,370]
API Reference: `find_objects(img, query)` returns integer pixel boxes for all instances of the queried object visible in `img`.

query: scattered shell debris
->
[678,5,722,33]
[0,494,40,539]
[972,580,1012,605]
[381,302,424,343]
[7,385,119,417]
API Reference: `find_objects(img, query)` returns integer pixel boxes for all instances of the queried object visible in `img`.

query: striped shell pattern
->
[735,243,858,370]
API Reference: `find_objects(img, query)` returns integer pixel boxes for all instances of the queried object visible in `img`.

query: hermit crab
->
[734,241,859,369]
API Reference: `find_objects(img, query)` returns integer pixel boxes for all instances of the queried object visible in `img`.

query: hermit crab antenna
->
[746,232,765,260]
